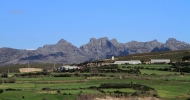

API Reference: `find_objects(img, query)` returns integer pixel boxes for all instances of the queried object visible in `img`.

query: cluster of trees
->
[99,65,118,69]
[99,69,141,74]
[14,71,50,77]
[0,77,16,84]
[117,69,141,74]
[173,67,190,73]
[122,64,190,73]
[174,62,190,67]
[0,89,3,94]
[80,67,90,73]
[1,72,8,78]
[182,56,190,61]
[53,74,71,77]
[99,83,154,91]
[53,73,107,77]
[4,88,22,91]
[62,93,72,95]
[97,65,140,74]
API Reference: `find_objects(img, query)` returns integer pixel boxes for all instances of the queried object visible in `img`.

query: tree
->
[56,89,61,94]
[0,78,2,84]
[0,89,4,94]
[1,72,8,78]
[140,60,145,64]
[6,77,16,83]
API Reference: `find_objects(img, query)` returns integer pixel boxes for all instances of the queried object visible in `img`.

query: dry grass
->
[19,68,43,73]
[94,96,163,100]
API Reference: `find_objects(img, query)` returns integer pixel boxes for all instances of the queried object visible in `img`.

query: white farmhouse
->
[129,60,142,64]
[114,60,141,65]
[151,59,170,64]
[114,61,130,64]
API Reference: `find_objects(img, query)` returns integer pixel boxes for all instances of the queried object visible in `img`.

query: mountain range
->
[0,37,190,66]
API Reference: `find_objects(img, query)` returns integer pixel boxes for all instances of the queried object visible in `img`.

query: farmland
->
[0,63,190,100]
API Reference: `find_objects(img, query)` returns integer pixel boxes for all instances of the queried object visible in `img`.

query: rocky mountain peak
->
[110,38,118,43]
[57,39,69,44]
[148,39,162,46]
[100,37,109,40]
[166,38,179,44]
[151,39,158,42]
[163,38,190,50]
[90,38,96,42]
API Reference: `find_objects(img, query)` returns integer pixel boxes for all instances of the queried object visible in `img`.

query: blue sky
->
[0,0,190,49]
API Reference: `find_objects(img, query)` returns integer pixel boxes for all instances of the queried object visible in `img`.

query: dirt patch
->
[19,68,43,73]
[94,96,163,100]
[180,75,185,77]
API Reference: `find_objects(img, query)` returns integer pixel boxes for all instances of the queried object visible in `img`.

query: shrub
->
[42,87,51,91]
[153,94,158,97]
[56,89,61,94]
[187,98,190,100]
[0,89,4,94]
[5,88,21,91]
[0,78,2,84]
[42,97,46,100]
[1,72,8,78]
[5,77,16,83]
[54,74,71,77]
[132,92,139,96]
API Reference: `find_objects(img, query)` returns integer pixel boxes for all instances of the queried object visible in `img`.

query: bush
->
[14,72,50,77]
[0,89,4,94]
[0,78,2,84]
[187,98,190,100]
[153,94,158,97]
[5,77,16,83]
[54,74,71,77]
[42,87,51,91]
[99,83,154,91]
[57,89,61,94]
[5,88,21,91]
[132,92,139,96]
[1,72,8,78]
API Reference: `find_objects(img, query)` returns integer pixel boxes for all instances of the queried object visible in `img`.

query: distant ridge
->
[0,37,190,66]
[115,50,190,62]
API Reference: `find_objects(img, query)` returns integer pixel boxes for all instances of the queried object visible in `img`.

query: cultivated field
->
[0,63,190,100]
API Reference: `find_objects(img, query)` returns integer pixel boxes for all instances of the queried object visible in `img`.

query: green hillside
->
[114,50,190,62]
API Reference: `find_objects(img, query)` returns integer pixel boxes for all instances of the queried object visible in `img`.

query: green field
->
[1,63,190,100]
[119,64,171,68]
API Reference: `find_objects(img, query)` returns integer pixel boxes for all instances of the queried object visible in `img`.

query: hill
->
[114,50,190,62]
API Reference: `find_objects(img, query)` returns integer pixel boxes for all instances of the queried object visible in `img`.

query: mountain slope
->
[115,50,190,62]
[0,37,190,66]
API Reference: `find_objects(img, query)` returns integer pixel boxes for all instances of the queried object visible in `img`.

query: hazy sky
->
[0,0,190,49]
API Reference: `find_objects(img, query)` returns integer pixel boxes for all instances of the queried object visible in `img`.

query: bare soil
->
[94,96,163,100]
[19,68,43,73]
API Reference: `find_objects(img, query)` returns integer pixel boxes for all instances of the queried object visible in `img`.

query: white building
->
[129,60,142,64]
[151,59,170,64]
[112,56,114,60]
[114,61,130,64]
[114,60,141,65]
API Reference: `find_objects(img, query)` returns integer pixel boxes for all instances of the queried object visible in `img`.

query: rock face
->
[0,37,190,66]
[79,37,126,60]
